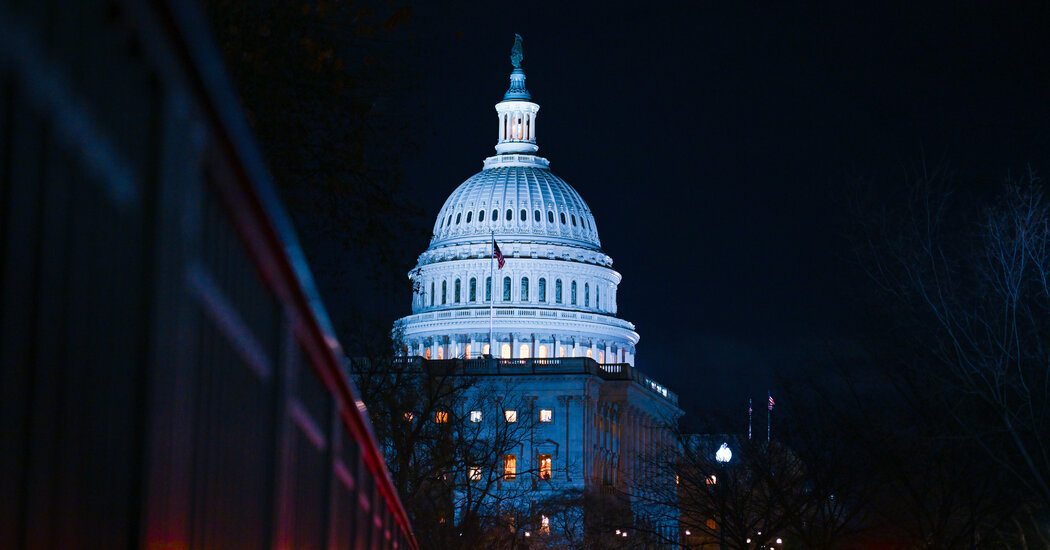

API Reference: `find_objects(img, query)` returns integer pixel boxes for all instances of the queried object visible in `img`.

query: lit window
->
[707,474,717,485]
[503,454,517,480]
[540,409,553,422]
[483,343,490,355]
[538,454,552,479]
[503,277,511,301]
[534,209,540,222]
[469,278,477,302]
[469,466,482,482]
[466,211,472,223]
[519,344,530,358]
[470,410,482,423]
[465,343,472,359]
[586,349,592,358]
[538,345,548,358]
[504,410,518,423]
[501,343,511,358]
[455,279,461,303]
[437,346,444,360]
[425,348,431,360]
[435,411,448,423]
[559,346,565,357]
[479,209,485,222]
[404,412,414,422]
[598,351,604,363]
[521,277,529,301]
[548,211,554,223]
[538,278,546,301]
[540,515,550,534]
[555,279,562,303]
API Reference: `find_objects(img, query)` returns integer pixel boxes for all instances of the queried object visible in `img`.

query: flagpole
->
[767,391,771,442]
[489,232,495,356]
[748,398,752,440]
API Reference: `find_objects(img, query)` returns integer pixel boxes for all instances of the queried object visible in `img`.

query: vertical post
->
[748,398,752,441]
[489,232,495,355]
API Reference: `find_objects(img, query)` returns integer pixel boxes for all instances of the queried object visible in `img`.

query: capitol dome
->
[395,37,639,365]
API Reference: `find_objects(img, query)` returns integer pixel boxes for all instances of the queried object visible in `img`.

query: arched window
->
[555,279,563,303]
[596,286,600,309]
[520,209,527,221]
[586,348,592,358]
[455,279,461,303]
[538,278,547,302]
[442,281,447,305]
[430,282,435,306]
[456,213,461,224]
[500,343,511,358]
[506,209,512,221]
[469,278,477,302]
[538,345,548,358]
[437,346,444,360]
[521,277,529,301]
[439,217,444,228]
[571,281,577,305]
[479,209,485,222]
[571,214,577,226]
[519,344,530,358]
[548,211,554,223]
[493,209,498,221]
[425,348,431,360]
[486,276,491,301]
[503,277,511,301]
[534,209,540,222]
[584,283,589,307]
[465,343,472,360]
[448,214,453,227]
[560,213,566,224]
[466,211,472,223]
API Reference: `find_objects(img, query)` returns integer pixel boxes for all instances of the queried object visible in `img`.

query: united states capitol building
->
[393,36,682,543]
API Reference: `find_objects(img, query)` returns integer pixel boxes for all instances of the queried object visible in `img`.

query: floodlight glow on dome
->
[716,442,732,463]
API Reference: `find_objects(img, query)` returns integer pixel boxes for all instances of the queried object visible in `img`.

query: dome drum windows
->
[521,277,529,301]
[548,211,554,223]
[571,281,577,305]
[469,278,477,302]
[506,209,512,221]
[466,211,472,223]
[571,214,577,226]
[503,277,511,301]
[584,282,589,307]
[538,278,546,302]
[455,279,461,303]
[560,213,566,224]
[486,276,492,301]
[533,209,540,222]
[520,209,527,222]
[493,209,499,221]
[479,210,485,222]
[555,279,562,303]
[442,281,447,305]
[456,213,461,224]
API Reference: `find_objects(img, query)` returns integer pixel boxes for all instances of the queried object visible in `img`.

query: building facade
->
[393,36,682,544]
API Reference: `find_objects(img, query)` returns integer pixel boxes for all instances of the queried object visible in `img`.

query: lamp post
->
[716,442,732,550]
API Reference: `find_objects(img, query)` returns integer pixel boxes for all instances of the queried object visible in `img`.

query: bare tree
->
[856,170,1050,515]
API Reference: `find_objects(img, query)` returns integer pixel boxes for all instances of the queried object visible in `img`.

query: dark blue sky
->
[388,1,1050,422]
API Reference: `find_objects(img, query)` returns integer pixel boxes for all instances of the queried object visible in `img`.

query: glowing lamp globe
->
[716,442,732,463]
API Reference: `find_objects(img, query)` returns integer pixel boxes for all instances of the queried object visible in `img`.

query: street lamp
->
[716,442,731,550]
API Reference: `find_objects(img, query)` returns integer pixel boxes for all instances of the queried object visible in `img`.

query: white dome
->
[431,162,601,250]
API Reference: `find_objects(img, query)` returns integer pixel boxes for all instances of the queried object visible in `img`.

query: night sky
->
[382,1,1050,423]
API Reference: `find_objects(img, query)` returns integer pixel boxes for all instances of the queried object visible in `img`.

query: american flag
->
[768,394,775,411]
[493,241,506,269]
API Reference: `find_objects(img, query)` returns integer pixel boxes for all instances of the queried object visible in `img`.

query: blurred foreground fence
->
[0,1,416,548]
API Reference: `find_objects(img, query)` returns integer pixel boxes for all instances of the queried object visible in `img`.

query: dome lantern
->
[495,34,540,155]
